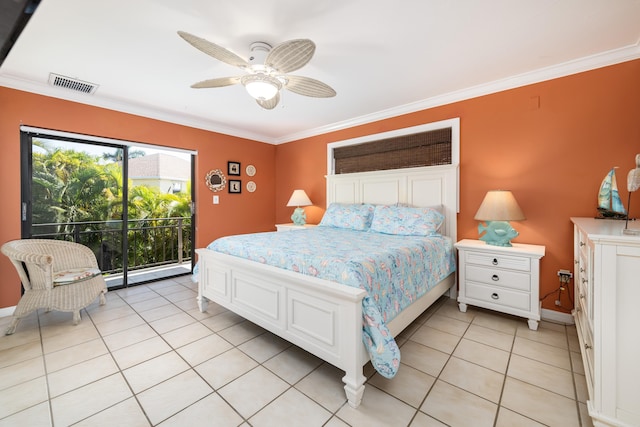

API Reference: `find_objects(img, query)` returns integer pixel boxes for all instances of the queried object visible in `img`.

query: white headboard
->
[326,165,459,242]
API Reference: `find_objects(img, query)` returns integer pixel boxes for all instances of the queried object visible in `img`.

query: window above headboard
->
[327,118,460,175]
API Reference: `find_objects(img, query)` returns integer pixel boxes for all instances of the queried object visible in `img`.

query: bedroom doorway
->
[19,127,195,289]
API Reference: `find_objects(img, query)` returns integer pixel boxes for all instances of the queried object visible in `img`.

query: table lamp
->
[287,189,312,226]
[623,154,640,235]
[474,190,526,246]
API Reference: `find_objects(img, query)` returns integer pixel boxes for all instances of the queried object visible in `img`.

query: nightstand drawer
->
[465,251,531,272]
[465,265,531,291]
[465,282,530,311]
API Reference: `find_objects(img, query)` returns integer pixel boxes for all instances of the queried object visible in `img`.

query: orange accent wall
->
[0,87,276,308]
[275,59,640,314]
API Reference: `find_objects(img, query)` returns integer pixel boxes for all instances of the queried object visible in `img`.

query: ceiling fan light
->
[242,74,281,100]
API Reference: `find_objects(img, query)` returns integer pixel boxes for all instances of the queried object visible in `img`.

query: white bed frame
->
[196,165,458,408]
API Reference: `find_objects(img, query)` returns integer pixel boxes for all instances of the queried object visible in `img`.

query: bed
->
[195,164,458,408]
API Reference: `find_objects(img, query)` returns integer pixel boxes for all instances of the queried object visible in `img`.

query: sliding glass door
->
[20,128,194,288]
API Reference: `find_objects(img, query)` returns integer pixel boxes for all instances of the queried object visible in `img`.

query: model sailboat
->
[596,167,627,219]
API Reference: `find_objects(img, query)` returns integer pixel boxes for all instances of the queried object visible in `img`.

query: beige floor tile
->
[440,356,504,403]
[0,340,43,370]
[149,311,196,334]
[452,338,510,373]
[123,351,190,393]
[410,411,448,426]
[410,325,461,354]
[495,407,546,426]
[250,388,332,427]
[136,369,213,425]
[195,348,258,389]
[218,366,290,419]
[87,304,138,325]
[325,417,351,427]
[74,397,150,427]
[111,335,172,370]
[368,363,436,408]
[0,401,51,427]
[44,338,108,373]
[176,333,233,366]
[578,402,595,427]
[424,314,470,336]
[263,346,323,384]
[217,320,267,346]
[0,356,45,391]
[50,373,133,426]
[102,323,158,352]
[507,354,575,399]
[94,312,146,336]
[421,380,497,427]
[570,350,585,375]
[0,376,48,419]
[295,363,347,413]
[500,377,580,427]
[238,331,291,363]
[48,353,119,397]
[516,324,568,349]
[162,289,197,303]
[434,299,476,323]
[512,336,571,370]
[148,282,188,296]
[337,384,417,427]
[162,322,213,349]
[158,393,242,427]
[137,304,183,323]
[0,324,40,352]
[200,310,245,332]
[573,372,589,403]
[472,310,520,335]
[400,340,449,377]
[464,324,514,351]
[41,322,100,354]
[129,296,171,313]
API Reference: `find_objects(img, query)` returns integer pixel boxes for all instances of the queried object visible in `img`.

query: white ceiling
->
[1,0,639,144]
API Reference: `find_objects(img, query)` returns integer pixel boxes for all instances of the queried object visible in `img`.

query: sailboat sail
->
[597,167,627,219]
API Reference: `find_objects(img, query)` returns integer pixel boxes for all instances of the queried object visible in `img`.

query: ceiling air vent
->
[48,73,98,94]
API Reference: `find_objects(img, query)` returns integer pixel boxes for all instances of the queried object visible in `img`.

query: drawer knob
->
[576,307,581,312]
[492,258,498,265]
[491,274,499,281]
[584,343,592,350]
[491,293,499,300]
[579,293,585,299]
[580,241,585,247]
[582,278,588,284]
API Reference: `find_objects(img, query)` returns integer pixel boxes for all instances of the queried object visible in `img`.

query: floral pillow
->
[370,205,444,236]
[319,203,375,231]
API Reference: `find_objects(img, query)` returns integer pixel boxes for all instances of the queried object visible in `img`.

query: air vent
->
[48,73,98,94]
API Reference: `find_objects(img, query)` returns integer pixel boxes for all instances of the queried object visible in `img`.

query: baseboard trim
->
[541,308,574,325]
[0,306,16,318]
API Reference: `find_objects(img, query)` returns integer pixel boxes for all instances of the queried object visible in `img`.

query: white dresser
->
[455,239,545,330]
[571,217,640,427]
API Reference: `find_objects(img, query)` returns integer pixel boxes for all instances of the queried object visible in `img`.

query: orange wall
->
[275,59,640,313]
[0,87,276,308]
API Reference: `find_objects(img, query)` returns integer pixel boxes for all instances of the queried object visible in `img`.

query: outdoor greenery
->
[31,142,192,272]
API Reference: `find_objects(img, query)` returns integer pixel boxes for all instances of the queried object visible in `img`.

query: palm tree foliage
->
[31,144,192,272]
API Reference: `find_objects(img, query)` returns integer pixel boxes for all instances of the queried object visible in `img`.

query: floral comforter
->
[203,226,456,378]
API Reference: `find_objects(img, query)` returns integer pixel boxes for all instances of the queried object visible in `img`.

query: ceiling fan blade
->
[285,75,336,98]
[257,93,280,110]
[190,76,242,88]
[266,39,315,73]
[178,31,248,68]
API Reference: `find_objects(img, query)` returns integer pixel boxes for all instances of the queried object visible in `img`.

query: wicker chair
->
[1,239,107,335]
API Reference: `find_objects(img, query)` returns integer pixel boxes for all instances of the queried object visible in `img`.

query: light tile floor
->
[0,276,594,427]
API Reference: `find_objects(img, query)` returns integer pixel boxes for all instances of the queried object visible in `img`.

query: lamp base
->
[291,207,307,226]
[478,221,519,247]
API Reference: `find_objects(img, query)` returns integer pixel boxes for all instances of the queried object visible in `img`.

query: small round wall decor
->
[246,181,257,192]
[246,164,256,176]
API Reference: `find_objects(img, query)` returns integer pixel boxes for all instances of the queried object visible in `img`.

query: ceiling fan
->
[177,31,336,110]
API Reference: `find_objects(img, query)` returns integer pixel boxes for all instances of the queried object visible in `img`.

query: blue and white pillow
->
[319,203,375,231]
[370,205,444,236]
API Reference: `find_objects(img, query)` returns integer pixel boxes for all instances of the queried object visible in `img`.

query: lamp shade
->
[287,189,312,207]
[242,74,281,101]
[474,190,526,221]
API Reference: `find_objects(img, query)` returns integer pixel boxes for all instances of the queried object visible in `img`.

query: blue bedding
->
[200,226,455,378]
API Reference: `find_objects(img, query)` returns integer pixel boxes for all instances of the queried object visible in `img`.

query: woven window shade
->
[333,128,452,174]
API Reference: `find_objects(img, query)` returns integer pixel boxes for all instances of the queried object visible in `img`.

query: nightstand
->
[275,223,317,232]
[454,239,545,330]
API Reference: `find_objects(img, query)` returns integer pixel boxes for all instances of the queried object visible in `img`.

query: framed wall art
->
[205,169,226,192]
[229,180,242,194]
[228,161,241,176]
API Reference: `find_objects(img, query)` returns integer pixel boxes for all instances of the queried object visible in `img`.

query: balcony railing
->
[30,217,192,275]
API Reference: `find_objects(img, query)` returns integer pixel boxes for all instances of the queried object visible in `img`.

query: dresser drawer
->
[465,281,530,311]
[465,265,531,291]
[465,251,531,272]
